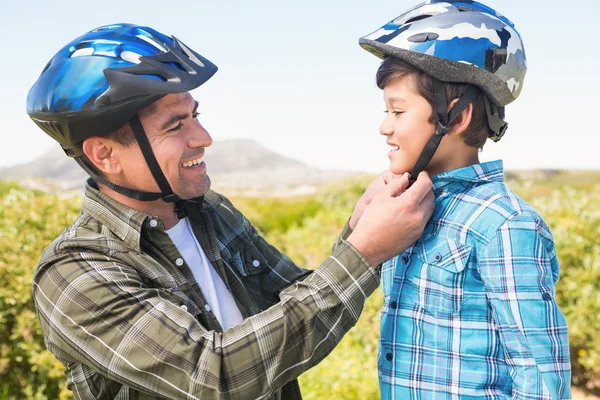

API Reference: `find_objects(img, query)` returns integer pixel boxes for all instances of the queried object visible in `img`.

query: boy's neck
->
[426,147,480,178]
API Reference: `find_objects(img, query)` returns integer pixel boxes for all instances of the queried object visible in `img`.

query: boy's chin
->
[389,162,411,176]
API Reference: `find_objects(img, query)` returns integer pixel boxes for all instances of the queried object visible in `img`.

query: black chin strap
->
[75,156,163,201]
[78,115,204,219]
[129,115,179,203]
[129,115,193,218]
[408,80,481,186]
[485,97,508,142]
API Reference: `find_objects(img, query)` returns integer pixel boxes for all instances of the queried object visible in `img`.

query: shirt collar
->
[431,160,505,191]
[82,179,159,251]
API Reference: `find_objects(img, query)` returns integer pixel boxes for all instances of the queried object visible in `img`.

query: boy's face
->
[380,74,437,175]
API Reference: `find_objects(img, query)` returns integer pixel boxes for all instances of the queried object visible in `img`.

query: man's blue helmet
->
[359,0,526,109]
[27,23,218,157]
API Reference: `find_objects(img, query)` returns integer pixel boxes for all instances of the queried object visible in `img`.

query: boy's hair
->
[376,57,500,149]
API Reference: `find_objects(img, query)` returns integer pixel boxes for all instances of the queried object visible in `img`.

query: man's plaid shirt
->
[33,180,380,399]
[379,161,571,399]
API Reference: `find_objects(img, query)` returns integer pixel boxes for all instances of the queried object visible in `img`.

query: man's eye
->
[169,123,183,132]
[168,113,200,132]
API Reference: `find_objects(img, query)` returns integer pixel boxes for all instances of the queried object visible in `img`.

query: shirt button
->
[175,258,184,267]
[180,305,188,312]
[205,304,212,312]
[386,353,393,361]
[149,219,158,228]
[252,260,260,267]
[434,254,442,262]
[542,292,552,301]
[401,256,409,263]
[390,301,398,309]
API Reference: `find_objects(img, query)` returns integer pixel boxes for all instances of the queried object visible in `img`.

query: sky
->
[1,0,598,173]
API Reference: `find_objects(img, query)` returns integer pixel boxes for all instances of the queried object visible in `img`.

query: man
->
[28,23,434,399]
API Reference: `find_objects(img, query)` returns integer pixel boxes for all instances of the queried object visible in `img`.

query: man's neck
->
[98,184,180,229]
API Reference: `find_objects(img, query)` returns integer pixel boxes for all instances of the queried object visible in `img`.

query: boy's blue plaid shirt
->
[379,161,571,400]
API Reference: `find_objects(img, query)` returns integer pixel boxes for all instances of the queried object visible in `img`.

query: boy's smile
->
[380,74,436,175]
[379,73,480,178]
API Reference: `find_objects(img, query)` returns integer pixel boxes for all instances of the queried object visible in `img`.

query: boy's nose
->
[379,120,393,136]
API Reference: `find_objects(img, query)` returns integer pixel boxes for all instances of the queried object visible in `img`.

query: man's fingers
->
[421,189,435,215]
[381,170,405,184]
[404,171,433,203]
[384,175,410,197]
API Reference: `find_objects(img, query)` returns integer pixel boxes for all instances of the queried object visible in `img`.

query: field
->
[0,170,599,399]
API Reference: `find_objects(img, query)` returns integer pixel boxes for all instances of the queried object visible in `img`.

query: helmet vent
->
[405,15,433,24]
[71,48,95,58]
[34,120,64,138]
[136,34,167,52]
[41,61,52,74]
[92,25,122,32]
[121,51,142,64]
[457,6,480,12]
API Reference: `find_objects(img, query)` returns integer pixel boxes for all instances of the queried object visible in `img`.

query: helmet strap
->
[484,97,508,142]
[76,115,197,219]
[408,80,481,185]
[130,115,193,218]
[75,156,162,201]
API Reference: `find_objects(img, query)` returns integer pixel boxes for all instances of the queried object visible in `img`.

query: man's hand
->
[349,170,406,230]
[347,172,435,268]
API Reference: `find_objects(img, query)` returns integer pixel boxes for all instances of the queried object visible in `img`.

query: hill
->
[0,139,359,196]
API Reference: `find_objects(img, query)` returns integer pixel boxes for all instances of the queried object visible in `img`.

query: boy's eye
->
[383,110,404,115]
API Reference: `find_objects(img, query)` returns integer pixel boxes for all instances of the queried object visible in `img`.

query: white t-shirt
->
[166,217,243,330]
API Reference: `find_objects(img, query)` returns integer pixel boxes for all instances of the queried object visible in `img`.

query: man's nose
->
[188,123,213,148]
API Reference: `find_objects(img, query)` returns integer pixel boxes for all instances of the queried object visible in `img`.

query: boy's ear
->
[446,98,473,137]
[82,137,122,175]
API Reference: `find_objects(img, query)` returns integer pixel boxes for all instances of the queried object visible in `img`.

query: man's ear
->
[82,137,121,175]
[446,98,473,137]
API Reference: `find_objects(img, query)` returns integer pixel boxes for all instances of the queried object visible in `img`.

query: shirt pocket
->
[223,244,268,277]
[410,236,472,316]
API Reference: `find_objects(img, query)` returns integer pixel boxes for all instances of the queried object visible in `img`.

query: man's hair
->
[77,102,156,178]
[376,57,495,149]
[78,123,136,179]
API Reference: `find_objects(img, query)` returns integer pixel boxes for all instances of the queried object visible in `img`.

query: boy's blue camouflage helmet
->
[359,0,526,107]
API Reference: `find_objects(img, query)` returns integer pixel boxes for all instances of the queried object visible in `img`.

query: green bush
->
[0,174,599,398]
[0,183,80,399]
[516,182,600,390]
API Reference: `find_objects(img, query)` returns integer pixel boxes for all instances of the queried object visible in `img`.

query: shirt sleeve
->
[477,212,571,400]
[33,235,379,400]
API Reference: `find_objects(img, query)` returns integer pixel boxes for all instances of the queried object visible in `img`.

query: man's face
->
[116,92,213,199]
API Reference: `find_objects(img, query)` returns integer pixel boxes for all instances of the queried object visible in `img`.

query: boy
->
[359,1,571,398]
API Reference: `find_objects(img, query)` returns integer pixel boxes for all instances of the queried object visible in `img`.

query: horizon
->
[1,0,598,172]
[1,137,598,174]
